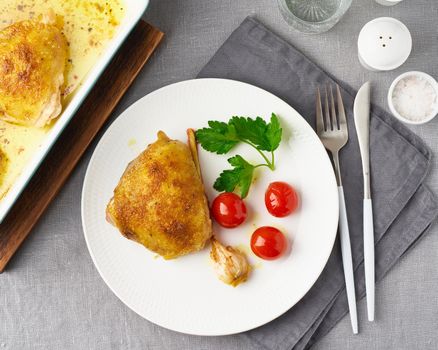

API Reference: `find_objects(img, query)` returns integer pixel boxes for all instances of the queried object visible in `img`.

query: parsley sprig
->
[196,113,282,198]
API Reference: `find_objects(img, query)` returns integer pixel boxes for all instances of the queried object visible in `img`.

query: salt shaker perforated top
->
[357,17,412,71]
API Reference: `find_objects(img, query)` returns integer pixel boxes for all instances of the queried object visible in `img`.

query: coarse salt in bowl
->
[388,71,438,125]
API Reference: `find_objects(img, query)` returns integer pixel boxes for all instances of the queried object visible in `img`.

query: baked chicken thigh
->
[0,13,67,127]
[106,131,213,259]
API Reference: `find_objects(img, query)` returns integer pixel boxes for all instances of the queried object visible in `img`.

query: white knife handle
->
[338,186,358,334]
[364,199,375,321]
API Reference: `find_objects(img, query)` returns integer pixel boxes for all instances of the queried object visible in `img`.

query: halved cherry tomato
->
[211,192,247,228]
[250,226,288,260]
[265,181,299,217]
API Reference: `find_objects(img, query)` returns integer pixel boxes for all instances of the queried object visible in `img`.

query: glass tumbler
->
[277,0,352,34]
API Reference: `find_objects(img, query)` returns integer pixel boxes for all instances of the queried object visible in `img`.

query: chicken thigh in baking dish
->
[0,13,67,127]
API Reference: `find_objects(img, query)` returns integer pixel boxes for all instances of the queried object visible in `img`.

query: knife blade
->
[353,81,375,322]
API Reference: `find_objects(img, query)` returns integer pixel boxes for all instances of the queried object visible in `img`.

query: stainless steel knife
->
[353,82,375,322]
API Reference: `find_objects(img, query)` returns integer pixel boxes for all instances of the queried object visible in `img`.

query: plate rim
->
[81,78,339,336]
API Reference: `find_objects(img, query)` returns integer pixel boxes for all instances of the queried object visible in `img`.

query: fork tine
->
[329,84,338,130]
[324,85,331,130]
[316,87,324,134]
[336,84,348,131]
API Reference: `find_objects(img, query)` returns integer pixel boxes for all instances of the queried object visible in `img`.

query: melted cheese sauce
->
[0,0,125,199]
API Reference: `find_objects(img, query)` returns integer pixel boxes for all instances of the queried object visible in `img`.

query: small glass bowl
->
[388,71,438,125]
[277,0,353,34]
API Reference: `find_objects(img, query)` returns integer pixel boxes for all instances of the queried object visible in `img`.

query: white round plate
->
[82,79,338,336]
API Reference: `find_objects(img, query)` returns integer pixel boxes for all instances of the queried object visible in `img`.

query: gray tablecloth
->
[1,1,438,349]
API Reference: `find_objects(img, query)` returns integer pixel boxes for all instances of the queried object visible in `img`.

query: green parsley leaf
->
[195,121,239,154]
[213,155,255,198]
[229,114,282,152]
[229,116,270,150]
[265,113,282,152]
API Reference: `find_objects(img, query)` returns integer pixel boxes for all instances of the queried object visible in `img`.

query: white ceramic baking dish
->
[0,0,149,223]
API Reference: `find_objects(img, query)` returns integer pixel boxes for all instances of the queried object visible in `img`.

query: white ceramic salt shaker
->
[357,17,412,71]
[375,0,403,6]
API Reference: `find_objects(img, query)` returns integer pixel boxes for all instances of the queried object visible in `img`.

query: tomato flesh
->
[265,181,299,217]
[211,192,247,228]
[251,226,288,260]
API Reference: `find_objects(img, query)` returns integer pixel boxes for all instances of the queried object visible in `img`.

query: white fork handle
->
[364,199,375,321]
[338,186,358,334]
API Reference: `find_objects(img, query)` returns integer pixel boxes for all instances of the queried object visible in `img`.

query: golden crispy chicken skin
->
[106,131,213,259]
[0,14,68,127]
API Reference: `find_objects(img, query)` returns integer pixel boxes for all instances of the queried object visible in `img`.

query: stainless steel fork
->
[316,84,358,334]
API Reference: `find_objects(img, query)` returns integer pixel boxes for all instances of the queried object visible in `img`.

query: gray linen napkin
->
[198,17,438,350]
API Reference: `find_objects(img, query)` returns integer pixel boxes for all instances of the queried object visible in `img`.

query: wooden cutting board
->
[0,20,163,272]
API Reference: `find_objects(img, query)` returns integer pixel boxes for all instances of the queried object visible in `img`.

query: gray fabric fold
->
[198,17,438,350]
